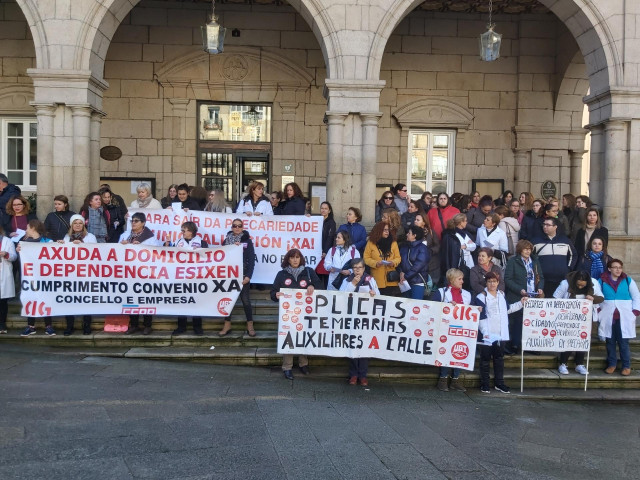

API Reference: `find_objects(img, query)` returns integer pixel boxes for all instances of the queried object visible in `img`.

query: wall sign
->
[541,180,557,200]
[100,146,122,161]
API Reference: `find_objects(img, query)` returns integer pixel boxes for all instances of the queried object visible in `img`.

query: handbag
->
[331,257,356,290]
[315,256,329,275]
[386,270,400,283]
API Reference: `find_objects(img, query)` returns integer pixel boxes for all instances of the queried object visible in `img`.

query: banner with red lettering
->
[18,242,243,317]
[130,209,322,283]
[277,289,480,369]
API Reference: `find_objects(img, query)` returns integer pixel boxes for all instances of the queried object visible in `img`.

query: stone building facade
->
[0,0,639,268]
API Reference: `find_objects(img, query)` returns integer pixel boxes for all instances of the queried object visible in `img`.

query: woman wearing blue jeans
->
[399,226,430,300]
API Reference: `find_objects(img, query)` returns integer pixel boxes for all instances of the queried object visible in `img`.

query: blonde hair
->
[445,268,464,286]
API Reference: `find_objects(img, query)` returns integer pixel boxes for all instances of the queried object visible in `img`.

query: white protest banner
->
[19,242,243,317]
[129,209,322,283]
[276,289,480,369]
[522,298,593,352]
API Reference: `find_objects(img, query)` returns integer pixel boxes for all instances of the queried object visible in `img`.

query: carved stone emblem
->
[222,56,248,81]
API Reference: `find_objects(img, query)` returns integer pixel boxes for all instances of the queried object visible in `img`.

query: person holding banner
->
[0,225,17,334]
[160,184,178,209]
[219,219,256,337]
[3,195,37,240]
[120,212,162,335]
[165,221,210,336]
[474,272,527,393]
[338,258,380,386]
[364,221,401,296]
[44,195,75,242]
[503,240,545,355]
[236,181,273,216]
[398,226,430,300]
[17,220,55,336]
[432,268,472,392]
[324,230,359,291]
[79,192,112,244]
[553,270,604,375]
[204,189,232,213]
[61,215,96,335]
[338,207,367,254]
[271,248,323,380]
[598,259,640,376]
[174,183,202,211]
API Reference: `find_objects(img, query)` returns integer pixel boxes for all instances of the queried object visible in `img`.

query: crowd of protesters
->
[0,173,636,393]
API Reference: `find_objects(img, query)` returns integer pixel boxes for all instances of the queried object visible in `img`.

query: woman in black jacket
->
[271,248,323,380]
[399,226,430,299]
[574,207,608,259]
[276,182,306,215]
[99,187,125,243]
[44,195,75,241]
[218,219,256,337]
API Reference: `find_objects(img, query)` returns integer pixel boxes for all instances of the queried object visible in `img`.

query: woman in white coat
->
[598,258,640,376]
[323,230,360,291]
[476,213,509,269]
[236,181,273,216]
[0,227,17,333]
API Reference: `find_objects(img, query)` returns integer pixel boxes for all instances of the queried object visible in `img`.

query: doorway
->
[199,149,270,207]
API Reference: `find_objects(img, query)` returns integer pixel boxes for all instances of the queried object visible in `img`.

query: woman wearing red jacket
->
[427,192,459,240]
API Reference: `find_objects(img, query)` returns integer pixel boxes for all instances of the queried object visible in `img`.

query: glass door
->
[237,152,269,198]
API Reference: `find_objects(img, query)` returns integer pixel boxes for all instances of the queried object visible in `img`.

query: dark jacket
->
[104,203,125,243]
[375,199,399,222]
[531,234,578,284]
[399,240,430,285]
[574,226,608,259]
[519,210,543,241]
[465,207,487,241]
[504,255,545,304]
[44,210,76,241]
[0,183,21,220]
[469,263,505,296]
[322,216,337,254]
[337,222,367,253]
[111,194,128,219]
[181,196,202,211]
[2,212,38,235]
[577,252,612,279]
[224,230,255,279]
[276,196,306,215]
[270,266,323,302]
[440,228,463,276]
[400,211,417,231]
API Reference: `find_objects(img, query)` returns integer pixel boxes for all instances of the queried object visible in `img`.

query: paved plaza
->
[0,344,638,480]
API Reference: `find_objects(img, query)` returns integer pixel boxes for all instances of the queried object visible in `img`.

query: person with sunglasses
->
[375,191,398,222]
[393,183,409,215]
[120,212,162,335]
[218,219,256,337]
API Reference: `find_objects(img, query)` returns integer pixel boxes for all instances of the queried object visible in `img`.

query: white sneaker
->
[575,365,588,375]
[558,364,569,375]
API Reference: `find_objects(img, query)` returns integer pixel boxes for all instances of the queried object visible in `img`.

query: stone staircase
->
[1,291,639,389]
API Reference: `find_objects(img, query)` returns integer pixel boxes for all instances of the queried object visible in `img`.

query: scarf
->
[285,266,305,281]
[224,231,244,245]
[135,196,153,208]
[377,236,393,258]
[127,226,154,244]
[450,287,463,304]
[588,250,605,279]
[88,207,107,242]
[522,256,535,293]
[70,232,86,242]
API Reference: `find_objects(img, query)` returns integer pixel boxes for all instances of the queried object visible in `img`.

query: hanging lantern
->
[244,106,262,127]
[201,0,226,55]
[479,0,502,62]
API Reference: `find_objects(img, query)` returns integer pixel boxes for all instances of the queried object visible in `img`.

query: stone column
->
[603,120,628,234]
[326,112,348,218]
[90,111,105,192]
[513,148,531,195]
[569,150,587,195]
[33,104,57,216]
[588,124,605,206]
[71,105,93,210]
[360,112,382,226]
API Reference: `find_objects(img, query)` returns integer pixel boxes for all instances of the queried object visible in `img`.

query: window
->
[199,104,271,142]
[1,119,37,191]
[407,130,455,197]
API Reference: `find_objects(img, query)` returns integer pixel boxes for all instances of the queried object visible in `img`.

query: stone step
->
[37,345,640,389]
